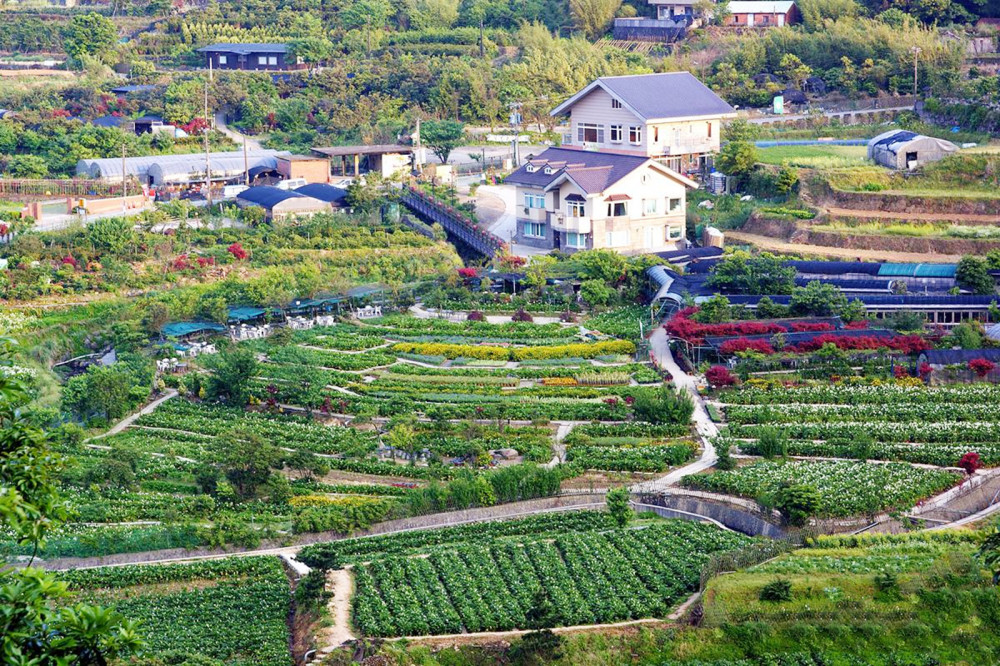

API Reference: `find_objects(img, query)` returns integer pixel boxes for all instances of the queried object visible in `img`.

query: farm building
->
[724,1,800,27]
[196,43,292,71]
[867,130,958,170]
[276,155,330,183]
[294,183,348,208]
[78,150,290,185]
[235,186,331,220]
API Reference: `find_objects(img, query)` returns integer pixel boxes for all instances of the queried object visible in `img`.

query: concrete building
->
[867,130,958,170]
[551,72,735,176]
[723,1,800,27]
[235,186,330,220]
[277,155,331,184]
[311,144,421,178]
[505,146,695,254]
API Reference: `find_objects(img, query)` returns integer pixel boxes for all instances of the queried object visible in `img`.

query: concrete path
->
[214,110,261,150]
[317,568,356,653]
[85,389,178,442]
[631,327,717,494]
[543,422,574,468]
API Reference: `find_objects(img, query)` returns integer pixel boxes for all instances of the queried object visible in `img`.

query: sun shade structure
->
[77,150,290,182]
[162,322,227,338]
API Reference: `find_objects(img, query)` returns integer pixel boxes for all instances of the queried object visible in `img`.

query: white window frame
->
[268,56,278,65]
[524,193,545,209]
[218,55,227,65]
[607,201,628,217]
[577,123,605,144]
[668,197,683,213]
[522,221,545,238]
[258,55,267,65]
[629,126,642,145]
[667,225,684,241]
[565,232,588,248]
[610,124,623,143]
[643,198,657,216]
[567,200,586,217]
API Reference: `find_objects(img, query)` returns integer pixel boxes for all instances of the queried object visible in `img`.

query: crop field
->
[63,557,292,665]
[682,460,960,517]
[756,144,869,168]
[719,384,1000,466]
[564,423,697,472]
[347,519,750,636]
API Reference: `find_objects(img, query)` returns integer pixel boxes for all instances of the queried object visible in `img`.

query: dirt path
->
[317,568,356,652]
[85,389,178,442]
[824,206,1000,225]
[726,231,965,263]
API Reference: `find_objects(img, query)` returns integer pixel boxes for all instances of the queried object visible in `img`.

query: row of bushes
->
[390,339,635,361]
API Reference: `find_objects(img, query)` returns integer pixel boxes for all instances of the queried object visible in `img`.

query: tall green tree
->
[421,119,466,163]
[957,256,996,295]
[212,429,279,500]
[62,13,118,66]
[708,251,796,295]
[569,0,622,39]
[206,347,258,406]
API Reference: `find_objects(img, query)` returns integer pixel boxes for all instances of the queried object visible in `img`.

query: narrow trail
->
[631,327,716,494]
[823,206,1000,225]
[725,231,965,263]
[214,110,261,150]
[317,568,356,653]
[85,389,178,443]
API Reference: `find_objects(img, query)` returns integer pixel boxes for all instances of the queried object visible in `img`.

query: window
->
[666,225,684,241]
[525,164,537,173]
[605,230,629,247]
[653,126,659,143]
[268,56,278,65]
[565,232,588,248]
[606,201,628,217]
[577,123,604,144]
[610,125,623,143]
[567,200,586,217]
[668,197,682,213]
[543,166,554,174]
[258,55,267,65]
[522,221,545,238]
[524,193,545,209]
[611,98,622,109]
[218,55,228,65]
[629,126,642,144]
[643,198,657,215]
[707,122,712,138]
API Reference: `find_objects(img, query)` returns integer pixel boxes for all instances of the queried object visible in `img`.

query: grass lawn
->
[757,144,869,169]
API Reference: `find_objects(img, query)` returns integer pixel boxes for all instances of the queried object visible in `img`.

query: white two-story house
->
[550,72,735,177]
[505,147,696,255]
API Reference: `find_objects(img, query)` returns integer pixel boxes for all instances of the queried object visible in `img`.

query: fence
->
[0,179,141,200]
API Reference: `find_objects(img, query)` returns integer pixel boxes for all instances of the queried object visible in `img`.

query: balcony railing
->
[612,18,688,42]
[548,211,592,234]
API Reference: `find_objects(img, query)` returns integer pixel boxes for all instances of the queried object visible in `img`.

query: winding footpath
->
[631,326,717,494]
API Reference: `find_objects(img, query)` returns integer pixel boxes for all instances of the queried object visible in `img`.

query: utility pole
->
[243,134,249,186]
[911,46,922,98]
[414,117,422,177]
[204,63,213,208]
[121,141,127,216]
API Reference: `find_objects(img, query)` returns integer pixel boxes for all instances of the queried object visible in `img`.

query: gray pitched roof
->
[504,147,650,194]
[551,72,735,121]
[197,43,288,54]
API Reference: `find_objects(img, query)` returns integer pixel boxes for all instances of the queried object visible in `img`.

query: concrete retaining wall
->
[638,492,786,538]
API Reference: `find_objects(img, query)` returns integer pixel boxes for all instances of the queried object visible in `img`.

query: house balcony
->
[548,211,592,234]
[654,139,716,157]
[521,206,547,222]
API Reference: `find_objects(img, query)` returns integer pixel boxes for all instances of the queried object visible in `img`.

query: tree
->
[421,119,465,163]
[288,37,334,68]
[580,278,614,307]
[708,251,796,295]
[773,482,820,527]
[788,280,848,317]
[632,386,694,425]
[212,429,279,500]
[386,422,418,463]
[512,589,565,665]
[716,140,759,179]
[569,0,621,39]
[206,347,258,406]
[88,216,135,255]
[776,166,799,194]
[143,302,169,336]
[63,13,118,66]
[779,53,812,89]
[979,528,1000,585]
[950,322,983,349]
[1,339,144,663]
[957,256,996,295]
[723,118,760,143]
[6,155,48,178]
[606,486,631,527]
[577,249,628,284]
[692,295,732,323]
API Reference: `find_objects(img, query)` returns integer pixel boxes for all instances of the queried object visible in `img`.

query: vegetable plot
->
[350,520,749,636]
[683,460,960,517]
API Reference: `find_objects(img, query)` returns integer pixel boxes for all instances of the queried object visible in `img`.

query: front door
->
[553,232,561,251]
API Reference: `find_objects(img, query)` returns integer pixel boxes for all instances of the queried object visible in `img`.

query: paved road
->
[631,327,717,493]
[85,389,178,442]
[215,111,261,150]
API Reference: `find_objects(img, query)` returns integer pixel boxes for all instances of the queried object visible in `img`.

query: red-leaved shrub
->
[969,358,997,378]
[959,452,983,475]
[706,365,737,388]
[466,310,485,321]
[228,242,249,260]
[719,338,776,355]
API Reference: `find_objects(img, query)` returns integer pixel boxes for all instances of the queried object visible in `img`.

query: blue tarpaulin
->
[162,322,227,338]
